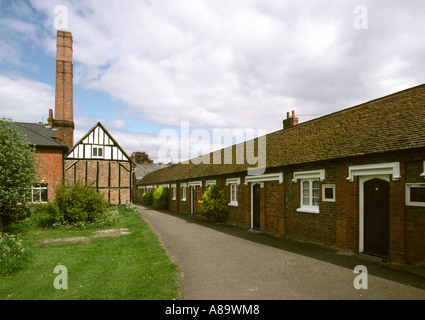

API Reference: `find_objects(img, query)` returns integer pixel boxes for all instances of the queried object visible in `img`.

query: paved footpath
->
[137,206,425,300]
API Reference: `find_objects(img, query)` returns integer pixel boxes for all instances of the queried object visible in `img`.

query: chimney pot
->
[283,110,299,130]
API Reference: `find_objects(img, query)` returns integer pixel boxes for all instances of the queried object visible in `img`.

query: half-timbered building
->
[65,121,135,204]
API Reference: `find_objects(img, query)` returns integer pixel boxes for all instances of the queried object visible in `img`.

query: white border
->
[322,184,336,202]
[405,183,425,207]
[205,180,216,186]
[225,177,241,185]
[188,180,202,187]
[245,172,283,186]
[292,169,325,183]
[347,162,400,182]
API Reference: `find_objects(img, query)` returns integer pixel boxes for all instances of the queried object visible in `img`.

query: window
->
[406,183,425,207]
[30,184,48,203]
[229,184,238,206]
[298,179,320,213]
[171,184,176,200]
[181,185,187,201]
[322,184,336,202]
[92,146,103,158]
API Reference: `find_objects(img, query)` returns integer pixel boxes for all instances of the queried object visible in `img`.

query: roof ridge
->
[269,83,425,136]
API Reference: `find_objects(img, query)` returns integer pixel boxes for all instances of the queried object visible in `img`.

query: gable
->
[66,122,131,162]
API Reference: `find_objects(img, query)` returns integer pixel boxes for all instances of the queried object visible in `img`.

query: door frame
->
[359,175,390,253]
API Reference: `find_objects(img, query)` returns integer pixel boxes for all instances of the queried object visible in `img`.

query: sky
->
[1,0,425,163]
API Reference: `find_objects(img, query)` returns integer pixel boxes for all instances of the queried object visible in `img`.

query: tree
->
[199,185,228,223]
[0,119,41,231]
[132,151,153,164]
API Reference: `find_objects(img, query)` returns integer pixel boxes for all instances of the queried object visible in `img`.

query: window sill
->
[228,202,238,207]
[297,207,320,214]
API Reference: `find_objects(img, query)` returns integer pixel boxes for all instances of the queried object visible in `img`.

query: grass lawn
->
[0,205,180,300]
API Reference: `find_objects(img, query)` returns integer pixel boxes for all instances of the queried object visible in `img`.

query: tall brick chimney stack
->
[283,110,298,130]
[53,30,74,150]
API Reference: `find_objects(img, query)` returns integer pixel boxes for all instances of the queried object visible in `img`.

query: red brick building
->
[14,30,133,204]
[138,84,425,265]
[14,122,68,202]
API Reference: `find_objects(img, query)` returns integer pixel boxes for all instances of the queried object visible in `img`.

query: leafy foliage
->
[0,119,40,230]
[55,181,108,224]
[132,151,153,164]
[199,185,228,223]
[0,232,32,275]
[153,187,168,209]
[142,192,152,205]
[32,181,108,228]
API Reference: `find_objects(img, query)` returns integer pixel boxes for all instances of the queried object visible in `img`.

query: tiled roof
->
[15,122,67,149]
[139,84,425,185]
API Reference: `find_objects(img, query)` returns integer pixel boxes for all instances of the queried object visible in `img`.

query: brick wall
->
[36,147,64,202]
[137,151,425,264]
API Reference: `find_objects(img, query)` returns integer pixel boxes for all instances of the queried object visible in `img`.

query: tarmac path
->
[137,205,425,300]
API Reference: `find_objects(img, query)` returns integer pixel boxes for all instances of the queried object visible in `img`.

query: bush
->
[31,181,108,228]
[199,185,228,223]
[0,232,32,275]
[31,202,63,228]
[142,192,152,205]
[153,187,168,209]
[0,119,41,231]
[55,181,108,224]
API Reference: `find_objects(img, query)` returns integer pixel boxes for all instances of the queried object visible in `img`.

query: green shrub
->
[32,181,108,228]
[31,202,63,228]
[0,232,32,275]
[153,187,168,209]
[54,181,108,224]
[199,185,228,223]
[142,192,152,205]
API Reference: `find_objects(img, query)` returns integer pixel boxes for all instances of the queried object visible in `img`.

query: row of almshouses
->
[137,84,425,265]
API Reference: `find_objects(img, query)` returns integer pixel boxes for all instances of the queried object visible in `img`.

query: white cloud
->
[4,0,425,147]
[0,74,54,122]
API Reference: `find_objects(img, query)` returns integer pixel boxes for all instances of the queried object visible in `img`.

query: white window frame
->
[406,183,425,207]
[226,177,241,207]
[181,183,187,201]
[229,184,238,206]
[171,184,176,200]
[30,183,48,203]
[298,179,320,214]
[92,146,104,158]
[421,161,425,178]
[322,184,336,202]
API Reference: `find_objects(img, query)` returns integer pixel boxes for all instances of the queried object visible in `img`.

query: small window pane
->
[41,188,48,202]
[325,187,334,199]
[411,187,425,203]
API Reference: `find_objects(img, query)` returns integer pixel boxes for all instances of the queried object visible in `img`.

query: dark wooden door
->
[253,184,261,230]
[190,187,194,215]
[363,178,390,258]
